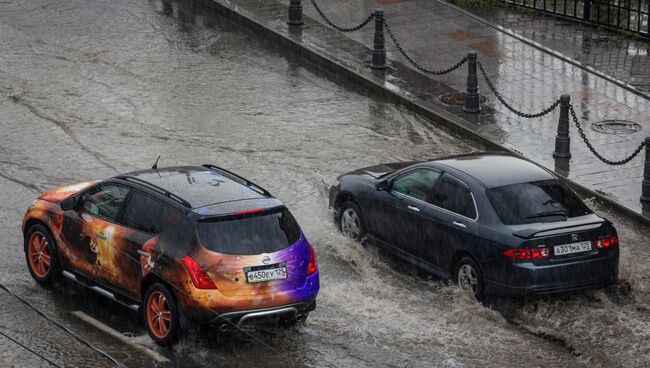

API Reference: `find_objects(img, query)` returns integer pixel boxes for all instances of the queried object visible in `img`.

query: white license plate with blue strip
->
[554,241,591,256]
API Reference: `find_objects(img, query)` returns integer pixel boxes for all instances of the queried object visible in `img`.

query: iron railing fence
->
[503,0,650,38]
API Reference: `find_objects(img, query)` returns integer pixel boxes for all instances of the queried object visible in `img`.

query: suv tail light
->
[594,235,618,249]
[503,246,551,259]
[307,242,317,275]
[181,256,217,289]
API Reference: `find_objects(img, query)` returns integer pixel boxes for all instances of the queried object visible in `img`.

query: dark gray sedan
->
[329,153,619,298]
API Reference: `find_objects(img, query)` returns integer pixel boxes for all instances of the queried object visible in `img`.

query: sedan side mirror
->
[60,196,77,211]
[375,179,391,191]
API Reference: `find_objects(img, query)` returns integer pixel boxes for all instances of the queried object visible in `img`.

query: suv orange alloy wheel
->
[28,232,51,278]
[146,291,172,339]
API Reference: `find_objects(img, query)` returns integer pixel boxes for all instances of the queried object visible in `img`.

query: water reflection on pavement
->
[0,0,648,367]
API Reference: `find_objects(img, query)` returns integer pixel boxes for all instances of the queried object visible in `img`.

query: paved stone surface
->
[456,3,650,94]
[266,0,650,216]
[2,1,650,366]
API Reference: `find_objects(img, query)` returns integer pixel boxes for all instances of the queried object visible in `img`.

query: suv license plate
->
[554,241,592,256]
[245,264,287,284]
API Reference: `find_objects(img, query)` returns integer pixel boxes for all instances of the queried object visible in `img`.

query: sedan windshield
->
[197,207,301,255]
[486,179,591,225]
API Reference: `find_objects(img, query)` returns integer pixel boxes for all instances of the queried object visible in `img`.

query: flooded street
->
[0,0,649,367]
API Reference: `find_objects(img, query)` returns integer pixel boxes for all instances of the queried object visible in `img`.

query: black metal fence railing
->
[503,0,650,38]
[287,0,650,211]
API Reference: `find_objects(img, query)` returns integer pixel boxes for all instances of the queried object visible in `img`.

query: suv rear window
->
[197,207,301,255]
[487,179,591,225]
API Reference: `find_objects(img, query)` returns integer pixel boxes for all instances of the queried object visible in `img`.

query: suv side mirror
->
[375,179,390,191]
[60,196,77,211]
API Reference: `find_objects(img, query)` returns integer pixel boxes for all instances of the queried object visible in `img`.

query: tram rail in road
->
[71,311,170,364]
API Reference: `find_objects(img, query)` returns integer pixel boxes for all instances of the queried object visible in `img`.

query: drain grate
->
[439,93,487,106]
[590,120,641,135]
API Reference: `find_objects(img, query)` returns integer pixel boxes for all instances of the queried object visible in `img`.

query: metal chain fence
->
[568,105,647,166]
[304,1,647,169]
[477,61,561,118]
[383,19,468,75]
[310,0,375,32]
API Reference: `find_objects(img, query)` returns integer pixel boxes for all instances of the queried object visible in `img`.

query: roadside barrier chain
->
[384,19,468,75]
[310,0,375,32]
[478,61,561,118]
[309,0,469,75]
[478,58,646,165]
[568,105,647,166]
[306,1,647,168]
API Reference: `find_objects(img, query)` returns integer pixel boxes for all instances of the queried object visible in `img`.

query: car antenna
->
[151,155,161,170]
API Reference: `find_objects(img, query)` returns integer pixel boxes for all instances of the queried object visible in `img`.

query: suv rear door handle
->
[407,206,420,212]
[452,221,466,229]
[95,233,107,240]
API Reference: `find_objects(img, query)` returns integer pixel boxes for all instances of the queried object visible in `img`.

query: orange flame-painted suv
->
[22,165,319,345]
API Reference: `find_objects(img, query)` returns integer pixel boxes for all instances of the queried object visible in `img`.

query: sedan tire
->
[455,256,484,300]
[338,202,366,242]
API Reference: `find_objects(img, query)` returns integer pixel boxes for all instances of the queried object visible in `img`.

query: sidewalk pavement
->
[455,3,650,94]
[217,0,650,217]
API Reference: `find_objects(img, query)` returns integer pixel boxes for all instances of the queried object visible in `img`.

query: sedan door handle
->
[95,233,107,240]
[452,221,466,229]
[407,206,420,212]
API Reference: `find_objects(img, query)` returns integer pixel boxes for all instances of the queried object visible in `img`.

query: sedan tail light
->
[503,246,551,259]
[307,242,318,276]
[594,235,618,249]
[181,256,217,289]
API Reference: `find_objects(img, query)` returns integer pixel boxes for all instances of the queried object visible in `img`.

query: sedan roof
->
[432,153,555,188]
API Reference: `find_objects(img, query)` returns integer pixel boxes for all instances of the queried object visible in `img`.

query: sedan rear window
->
[487,180,591,225]
[197,207,301,255]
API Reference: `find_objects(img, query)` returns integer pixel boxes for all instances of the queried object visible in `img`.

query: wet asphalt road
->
[0,0,649,367]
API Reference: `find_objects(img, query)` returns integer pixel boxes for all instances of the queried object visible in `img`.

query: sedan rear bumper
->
[484,250,619,296]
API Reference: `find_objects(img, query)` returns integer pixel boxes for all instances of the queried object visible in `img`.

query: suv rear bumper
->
[179,271,319,324]
[209,299,316,329]
[484,250,619,296]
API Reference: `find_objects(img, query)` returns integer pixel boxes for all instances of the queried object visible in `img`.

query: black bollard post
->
[463,52,480,113]
[553,94,572,159]
[641,137,650,210]
[371,9,386,70]
[287,0,303,26]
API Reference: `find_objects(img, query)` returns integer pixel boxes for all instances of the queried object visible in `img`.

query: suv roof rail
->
[201,164,271,197]
[116,175,192,208]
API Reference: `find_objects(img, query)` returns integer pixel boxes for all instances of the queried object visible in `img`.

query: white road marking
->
[71,311,170,363]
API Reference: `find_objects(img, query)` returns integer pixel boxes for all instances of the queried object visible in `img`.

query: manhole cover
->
[439,93,487,106]
[591,120,641,135]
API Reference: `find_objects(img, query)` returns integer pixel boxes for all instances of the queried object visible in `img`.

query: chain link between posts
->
[477,61,561,118]
[307,1,647,168]
[383,19,468,75]
[568,105,647,166]
[310,0,375,32]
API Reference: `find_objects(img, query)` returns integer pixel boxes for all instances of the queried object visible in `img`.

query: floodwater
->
[0,0,648,367]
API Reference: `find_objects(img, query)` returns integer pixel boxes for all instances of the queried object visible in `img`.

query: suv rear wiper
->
[523,210,567,220]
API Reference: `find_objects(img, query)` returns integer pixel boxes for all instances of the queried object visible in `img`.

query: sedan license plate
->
[244,263,287,284]
[554,241,592,256]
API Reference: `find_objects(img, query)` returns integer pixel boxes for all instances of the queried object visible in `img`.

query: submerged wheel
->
[25,224,59,285]
[144,283,180,346]
[339,202,366,242]
[455,257,484,300]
